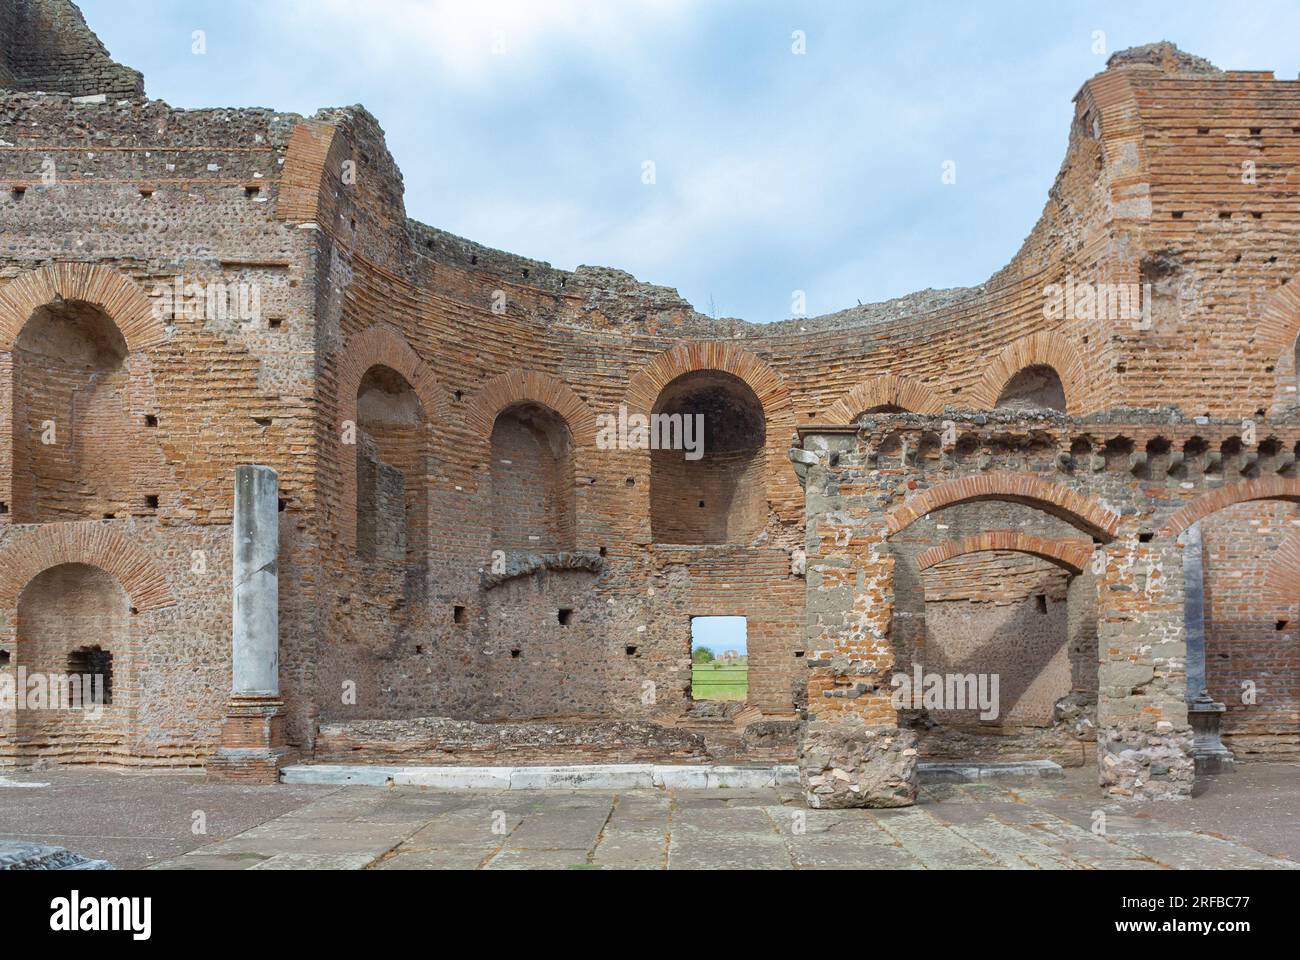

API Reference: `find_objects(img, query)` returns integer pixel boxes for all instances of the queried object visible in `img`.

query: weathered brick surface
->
[0,13,1293,794]
[801,410,1299,799]
[0,0,142,100]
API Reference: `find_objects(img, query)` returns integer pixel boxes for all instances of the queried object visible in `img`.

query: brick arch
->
[335,324,449,552]
[1161,477,1300,537]
[623,340,801,526]
[887,471,1120,541]
[1254,274,1300,361]
[1265,529,1300,605]
[275,121,344,227]
[0,262,166,353]
[337,324,450,426]
[464,370,598,448]
[824,374,943,421]
[968,332,1089,415]
[0,523,175,613]
[915,530,1094,575]
[1260,280,1300,413]
[625,341,793,423]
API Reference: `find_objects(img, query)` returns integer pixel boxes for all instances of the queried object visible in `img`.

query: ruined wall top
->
[1105,41,1221,77]
[0,0,143,100]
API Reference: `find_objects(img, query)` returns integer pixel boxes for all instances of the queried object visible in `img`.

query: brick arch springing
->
[275,121,344,227]
[0,262,166,353]
[623,341,800,526]
[0,523,175,613]
[335,324,450,552]
[886,471,1120,541]
[1161,477,1300,537]
[824,374,943,421]
[968,332,1089,415]
[464,370,597,448]
[915,530,1094,575]
[1255,275,1300,363]
[1265,529,1300,605]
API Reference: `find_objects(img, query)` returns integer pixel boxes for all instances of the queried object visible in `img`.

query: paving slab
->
[1,763,1295,871]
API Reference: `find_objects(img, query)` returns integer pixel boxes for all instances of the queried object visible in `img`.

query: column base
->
[206,695,295,784]
[1189,697,1235,775]
[798,720,919,809]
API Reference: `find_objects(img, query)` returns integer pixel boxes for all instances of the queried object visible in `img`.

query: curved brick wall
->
[0,15,1296,770]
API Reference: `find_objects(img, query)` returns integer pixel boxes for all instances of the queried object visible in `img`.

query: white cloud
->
[287,0,695,81]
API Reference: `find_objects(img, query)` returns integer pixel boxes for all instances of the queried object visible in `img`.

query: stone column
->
[1181,522,1234,774]
[233,465,280,694]
[207,466,293,782]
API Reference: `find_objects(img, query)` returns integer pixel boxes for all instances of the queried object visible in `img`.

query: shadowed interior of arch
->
[356,364,429,562]
[490,401,576,553]
[14,563,129,761]
[650,370,766,545]
[11,300,132,522]
[996,364,1067,412]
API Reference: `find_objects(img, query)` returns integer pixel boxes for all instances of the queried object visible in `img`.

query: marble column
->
[1182,521,1234,774]
[207,466,293,782]
[232,465,279,695]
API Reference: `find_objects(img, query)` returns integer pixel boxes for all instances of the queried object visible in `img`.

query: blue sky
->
[691,616,747,655]
[80,1,1300,323]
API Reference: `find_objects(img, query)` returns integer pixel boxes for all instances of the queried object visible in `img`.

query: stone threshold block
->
[279,762,801,790]
[919,760,1065,783]
[0,842,112,870]
[799,721,920,809]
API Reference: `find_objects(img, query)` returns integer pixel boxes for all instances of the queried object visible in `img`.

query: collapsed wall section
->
[0,0,143,99]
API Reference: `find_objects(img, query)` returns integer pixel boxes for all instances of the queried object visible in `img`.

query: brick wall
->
[0,0,143,99]
[489,406,576,553]
[1202,500,1300,757]
[0,16,1295,776]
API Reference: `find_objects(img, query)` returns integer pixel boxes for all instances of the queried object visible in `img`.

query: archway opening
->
[916,551,1086,735]
[11,300,131,522]
[1293,333,1299,398]
[888,499,1100,766]
[1201,499,1300,758]
[650,370,766,545]
[356,365,429,562]
[15,563,131,762]
[490,402,576,553]
[995,364,1066,412]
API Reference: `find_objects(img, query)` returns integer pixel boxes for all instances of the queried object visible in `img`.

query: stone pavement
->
[2,765,1296,870]
[158,766,1299,870]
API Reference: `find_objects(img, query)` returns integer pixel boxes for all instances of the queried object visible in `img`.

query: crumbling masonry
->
[0,2,1296,804]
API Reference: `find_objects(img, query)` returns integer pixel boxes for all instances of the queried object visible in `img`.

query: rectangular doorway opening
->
[690,616,747,702]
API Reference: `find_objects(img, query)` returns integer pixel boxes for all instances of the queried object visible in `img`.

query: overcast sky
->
[80,0,1300,323]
